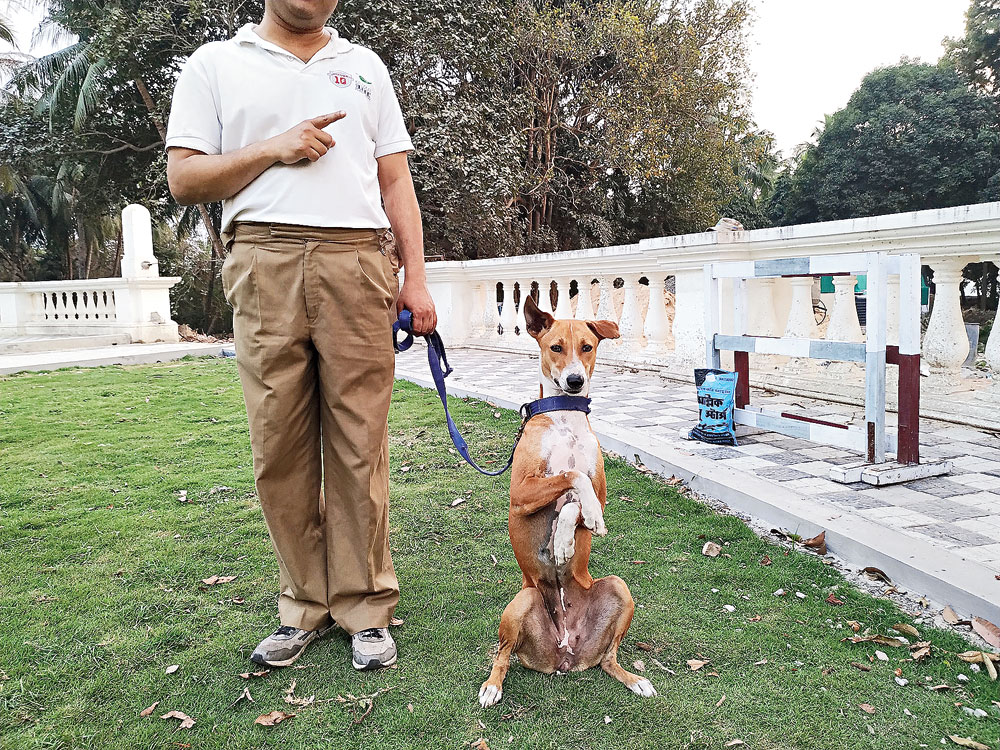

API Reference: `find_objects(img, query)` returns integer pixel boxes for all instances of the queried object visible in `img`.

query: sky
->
[1,0,974,159]
[748,0,971,158]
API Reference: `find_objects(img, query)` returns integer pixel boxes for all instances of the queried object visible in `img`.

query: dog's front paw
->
[628,678,657,698]
[479,682,503,708]
[583,507,607,536]
[553,535,575,565]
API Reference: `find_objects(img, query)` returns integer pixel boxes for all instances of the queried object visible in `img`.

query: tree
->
[769,62,1000,225]
[947,0,1000,98]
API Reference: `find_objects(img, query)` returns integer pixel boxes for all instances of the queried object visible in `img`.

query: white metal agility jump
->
[704,251,950,486]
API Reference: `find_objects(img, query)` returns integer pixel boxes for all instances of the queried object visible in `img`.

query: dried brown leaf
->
[826,592,844,606]
[802,531,827,555]
[164,665,179,675]
[862,567,891,584]
[471,740,490,750]
[859,703,876,714]
[759,555,772,567]
[701,542,721,558]
[160,710,195,729]
[633,660,646,672]
[687,659,709,671]
[948,736,990,750]
[851,662,871,672]
[893,623,919,638]
[254,710,295,726]
[983,652,998,682]
[972,617,1000,650]
[139,701,159,717]
[389,616,404,626]
[239,670,271,679]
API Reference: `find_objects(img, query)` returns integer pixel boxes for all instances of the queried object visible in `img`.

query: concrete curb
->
[0,342,227,375]
[396,368,1000,624]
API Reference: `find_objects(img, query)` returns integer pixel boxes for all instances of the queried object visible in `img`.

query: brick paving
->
[395,346,1000,573]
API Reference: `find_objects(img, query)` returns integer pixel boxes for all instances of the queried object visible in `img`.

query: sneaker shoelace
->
[356,628,384,641]
[274,625,299,638]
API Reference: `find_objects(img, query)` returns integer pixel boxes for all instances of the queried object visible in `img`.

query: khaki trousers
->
[220,222,400,635]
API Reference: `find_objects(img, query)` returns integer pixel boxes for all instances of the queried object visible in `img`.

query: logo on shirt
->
[329,70,353,88]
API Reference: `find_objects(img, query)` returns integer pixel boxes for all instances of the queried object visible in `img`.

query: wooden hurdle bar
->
[704,252,950,486]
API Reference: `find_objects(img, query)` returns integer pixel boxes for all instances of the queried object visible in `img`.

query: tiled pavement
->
[395,346,1000,574]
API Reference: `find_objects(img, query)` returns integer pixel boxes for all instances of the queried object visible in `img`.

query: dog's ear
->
[524,295,554,339]
[587,319,620,341]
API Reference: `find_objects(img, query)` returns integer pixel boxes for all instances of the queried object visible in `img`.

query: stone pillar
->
[553,277,573,319]
[983,260,1000,371]
[923,258,970,373]
[482,281,499,340]
[616,273,644,352]
[514,280,531,342]
[644,273,672,353]
[498,281,516,342]
[784,277,819,338]
[121,204,160,279]
[672,267,706,365]
[825,275,863,342]
[747,278,780,336]
[469,282,487,339]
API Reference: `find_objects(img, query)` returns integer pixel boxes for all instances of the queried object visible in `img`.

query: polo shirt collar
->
[234,23,352,63]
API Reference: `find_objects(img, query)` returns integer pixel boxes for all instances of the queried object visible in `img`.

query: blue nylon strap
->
[392,310,591,476]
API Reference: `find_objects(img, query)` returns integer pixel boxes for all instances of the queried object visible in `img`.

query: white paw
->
[582,507,607,536]
[554,536,575,565]
[479,683,502,708]
[629,678,657,698]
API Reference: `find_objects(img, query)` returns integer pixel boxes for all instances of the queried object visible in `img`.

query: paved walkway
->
[395,345,1000,621]
[0,341,227,375]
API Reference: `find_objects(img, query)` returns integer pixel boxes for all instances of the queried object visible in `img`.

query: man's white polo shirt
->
[165,24,413,233]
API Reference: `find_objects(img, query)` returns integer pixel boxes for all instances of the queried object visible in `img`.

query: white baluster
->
[482,281,499,340]
[825,275,863,342]
[553,277,573,319]
[595,275,615,322]
[469,281,487,339]
[514,280,530,341]
[575,279,594,320]
[784,277,819,338]
[748,278,780,336]
[644,273,672,353]
[924,258,970,372]
[617,273,644,352]
[498,281,516,342]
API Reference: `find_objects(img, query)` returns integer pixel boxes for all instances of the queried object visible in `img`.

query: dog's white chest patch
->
[540,412,598,477]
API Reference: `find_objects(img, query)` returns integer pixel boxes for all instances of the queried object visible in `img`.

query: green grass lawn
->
[1,357,998,750]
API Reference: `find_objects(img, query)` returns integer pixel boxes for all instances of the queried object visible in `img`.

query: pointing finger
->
[309,111,346,128]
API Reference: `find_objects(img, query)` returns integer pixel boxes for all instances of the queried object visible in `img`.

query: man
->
[165,0,436,671]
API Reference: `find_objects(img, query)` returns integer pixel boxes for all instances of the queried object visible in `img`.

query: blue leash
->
[393,309,591,476]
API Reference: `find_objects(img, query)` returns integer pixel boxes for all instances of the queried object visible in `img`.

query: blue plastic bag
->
[689,369,738,446]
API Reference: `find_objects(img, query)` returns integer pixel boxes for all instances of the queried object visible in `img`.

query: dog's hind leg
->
[480,587,557,707]
[586,576,657,697]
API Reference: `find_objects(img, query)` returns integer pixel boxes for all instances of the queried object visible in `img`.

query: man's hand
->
[397,279,437,335]
[267,112,346,164]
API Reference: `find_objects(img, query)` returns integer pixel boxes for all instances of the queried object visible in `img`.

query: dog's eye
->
[581,344,593,352]
[550,344,562,353]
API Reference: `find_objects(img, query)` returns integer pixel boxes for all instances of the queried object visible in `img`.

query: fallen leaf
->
[165,665,179,675]
[851,662,871,672]
[972,618,1000,650]
[715,694,726,708]
[254,710,295,726]
[160,710,195,729]
[983,652,998,681]
[957,651,1000,664]
[912,646,931,661]
[200,575,236,585]
[390,616,404,626]
[633,660,646,672]
[760,555,772,566]
[859,703,876,714]
[239,670,270,679]
[748,615,762,623]
[826,592,845,606]
[702,542,721,558]
[943,606,972,625]
[862,566,891,583]
[725,742,745,748]
[139,701,159,717]
[449,497,466,507]
[687,659,709,671]
[948,736,990,750]
[231,687,252,707]
[471,740,490,750]
[636,642,654,652]
[847,620,862,632]
[928,684,951,691]
[802,531,827,555]
[407,703,414,713]
[847,635,906,648]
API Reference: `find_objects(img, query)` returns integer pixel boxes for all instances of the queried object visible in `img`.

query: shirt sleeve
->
[373,61,414,158]
[165,49,222,155]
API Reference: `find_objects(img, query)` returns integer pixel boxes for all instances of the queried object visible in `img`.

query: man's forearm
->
[167,141,277,205]
[381,174,426,282]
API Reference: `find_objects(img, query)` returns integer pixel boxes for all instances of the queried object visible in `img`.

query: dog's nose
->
[566,374,585,391]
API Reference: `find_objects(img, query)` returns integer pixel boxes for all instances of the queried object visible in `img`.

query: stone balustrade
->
[0,205,182,343]
[423,203,1000,380]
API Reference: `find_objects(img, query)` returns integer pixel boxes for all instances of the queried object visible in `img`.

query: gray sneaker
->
[351,627,397,670]
[251,625,325,668]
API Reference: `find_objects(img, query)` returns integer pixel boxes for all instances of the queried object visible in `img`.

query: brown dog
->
[479,296,656,707]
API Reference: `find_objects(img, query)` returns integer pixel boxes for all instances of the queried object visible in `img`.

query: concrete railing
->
[424,203,1000,377]
[0,205,181,343]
